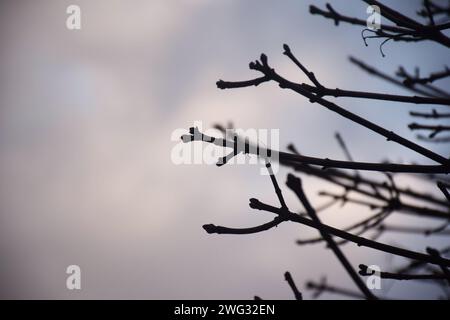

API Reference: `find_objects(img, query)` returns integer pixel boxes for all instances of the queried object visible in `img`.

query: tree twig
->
[284,272,303,300]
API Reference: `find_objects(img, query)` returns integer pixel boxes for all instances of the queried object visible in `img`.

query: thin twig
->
[182,127,450,174]
[217,47,450,167]
[284,272,303,300]
[437,181,450,202]
[286,174,377,299]
[408,123,450,138]
[359,264,448,280]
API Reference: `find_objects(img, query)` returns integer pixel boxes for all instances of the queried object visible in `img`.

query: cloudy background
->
[0,0,449,299]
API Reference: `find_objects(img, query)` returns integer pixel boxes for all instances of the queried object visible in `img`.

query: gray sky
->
[0,0,449,299]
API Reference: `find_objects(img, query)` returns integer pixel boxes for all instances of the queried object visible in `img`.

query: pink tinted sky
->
[0,0,449,299]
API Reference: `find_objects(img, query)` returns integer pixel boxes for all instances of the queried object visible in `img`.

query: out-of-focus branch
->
[181,127,450,174]
[284,272,303,300]
[311,1,450,48]
[350,57,449,99]
[216,46,450,167]
[410,109,450,119]
[378,222,450,236]
[395,247,450,274]
[271,197,450,266]
[203,193,450,266]
[309,4,413,33]
[417,134,450,143]
[397,66,450,99]
[408,123,450,138]
[437,181,450,202]
[299,83,450,105]
[280,151,449,208]
[283,162,450,219]
[417,1,450,19]
[202,215,285,235]
[359,264,448,281]
[402,67,450,86]
[296,208,390,246]
[286,174,377,299]
[427,247,450,285]
[306,279,367,299]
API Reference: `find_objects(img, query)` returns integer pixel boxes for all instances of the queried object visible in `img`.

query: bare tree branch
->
[410,109,450,119]
[359,264,448,281]
[284,272,303,300]
[216,46,450,166]
[286,174,377,299]
[408,123,450,138]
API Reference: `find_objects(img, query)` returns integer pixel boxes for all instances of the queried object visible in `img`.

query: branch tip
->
[202,224,217,234]
[249,198,262,209]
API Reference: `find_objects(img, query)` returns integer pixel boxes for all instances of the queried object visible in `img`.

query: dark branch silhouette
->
[286,173,377,299]
[216,45,450,167]
[191,0,450,299]
[402,67,450,86]
[310,1,450,49]
[408,123,450,138]
[284,272,303,300]
[410,109,450,119]
[359,264,448,281]
[438,181,450,202]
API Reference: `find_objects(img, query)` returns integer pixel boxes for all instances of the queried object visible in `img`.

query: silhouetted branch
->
[335,133,355,163]
[417,1,450,19]
[251,198,450,266]
[279,155,449,208]
[424,0,437,25]
[437,181,450,202]
[395,247,450,274]
[427,247,450,285]
[311,1,450,49]
[410,109,450,119]
[309,4,412,33]
[202,216,285,235]
[284,272,303,300]
[266,162,289,210]
[402,67,450,86]
[297,208,390,245]
[378,222,450,236]
[306,279,366,299]
[319,191,384,210]
[417,135,450,143]
[408,123,450,138]
[359,264,448,280]
[350,57,448,98]
[220,47,450,106]
[363,0,423,29]
[216,76,269,89]
[182,127,450,174]
[334,132,363,183]
[217,46,450,167]
[255,271,303,300]
[203,189,450,267]
[304,83,450,105]
[197,1,450,300]
[396,66,450,98]
[286,174,377,299]
[283,162,450,219]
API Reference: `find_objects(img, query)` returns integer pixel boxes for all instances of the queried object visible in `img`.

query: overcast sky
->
[0,0,449,299]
